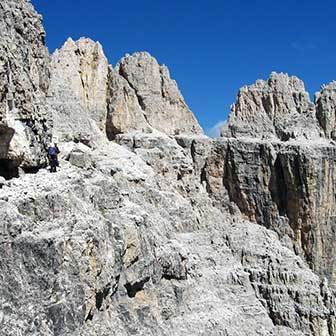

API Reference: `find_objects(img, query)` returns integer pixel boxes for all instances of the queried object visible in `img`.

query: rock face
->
[1,2,336,336]
[49,43,203,144]
[1,135,335,336]
[196,73,336,286]
[223,72,321,140]
[107,52,203,138]
[196,137,336,283]
[316,81,336,140]
[106,65,149,138]
[0,0,51,177]
[49,38,109,145]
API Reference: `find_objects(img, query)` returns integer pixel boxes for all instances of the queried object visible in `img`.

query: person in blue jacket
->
[47,143,60,173]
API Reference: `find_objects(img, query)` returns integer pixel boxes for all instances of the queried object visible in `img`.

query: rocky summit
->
[0,1,336,336]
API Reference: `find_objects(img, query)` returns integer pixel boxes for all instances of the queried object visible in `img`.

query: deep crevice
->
[85,309,94,322]
[23,166,40,175]
[124,276,150,298]
[200,165,211,193]
[111,275,120,297]
[0,159,19,180]
[162,273,187,281]
[223,144,243,208]
[190,140,197,162]
[269,155,288,217]
[96,284,111,311]
[127,255,139,268]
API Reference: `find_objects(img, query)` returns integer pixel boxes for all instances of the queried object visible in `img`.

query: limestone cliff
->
[0,0,51,177]
[193,136,336,283]
[49,38,109,145]
[107,52,203,138]
[49,40,203,144]
[197,73,336,285]
[222,72,321,140]
[1,1,336,336]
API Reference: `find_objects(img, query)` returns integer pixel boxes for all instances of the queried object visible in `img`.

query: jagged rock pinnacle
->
[222,72,321,141]
[49,37,109,145]
[109,51,203,137]
[1,1,336,335]
[49,41,203,144]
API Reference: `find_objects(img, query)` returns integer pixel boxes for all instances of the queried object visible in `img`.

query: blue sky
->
[32,0,336,135]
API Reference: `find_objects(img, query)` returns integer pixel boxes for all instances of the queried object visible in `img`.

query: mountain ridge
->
[0,1,336,335]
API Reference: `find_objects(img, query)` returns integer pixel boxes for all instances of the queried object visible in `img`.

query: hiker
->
[47,143,60,173]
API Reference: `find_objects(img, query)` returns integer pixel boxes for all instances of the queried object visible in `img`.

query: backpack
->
[48,147,57,156]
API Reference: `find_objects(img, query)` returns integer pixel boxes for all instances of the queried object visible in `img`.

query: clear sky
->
[32,0,336,135]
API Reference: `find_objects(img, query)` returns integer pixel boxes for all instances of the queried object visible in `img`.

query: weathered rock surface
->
[107,52,203,138]
[190,136,336,284]
[1,1,336,336]
[316,81,336,140]
[106,65,150,138]
[49,41,203,144]
[1,135,335,335]
[48,38,109,145]
[222,72,321,141]
[186,73,336,290]
[0,0,51,176]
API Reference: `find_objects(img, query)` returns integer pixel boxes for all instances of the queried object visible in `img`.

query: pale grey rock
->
[0,2,336,336]
[49,42,202,144]
[223,72,321,141]
[316,81,336,140]
[211,74,336,288]
[0,0,51,174]
[106,66,150,138]
[48,37,109,146]
[0,135,334,336]
[67,143,93,170]
[213,72,336,285]
[190,134,336,285]
[107,52,203,138]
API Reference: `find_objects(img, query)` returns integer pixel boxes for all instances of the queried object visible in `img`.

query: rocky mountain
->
[222,72,321,141]
[49,39,203,147]
[108,52,203,138]
[1,1,336,336]
[316,81,336,140]
[49,37,108,146]
[0,0,51,178]
[216,73,336,283]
